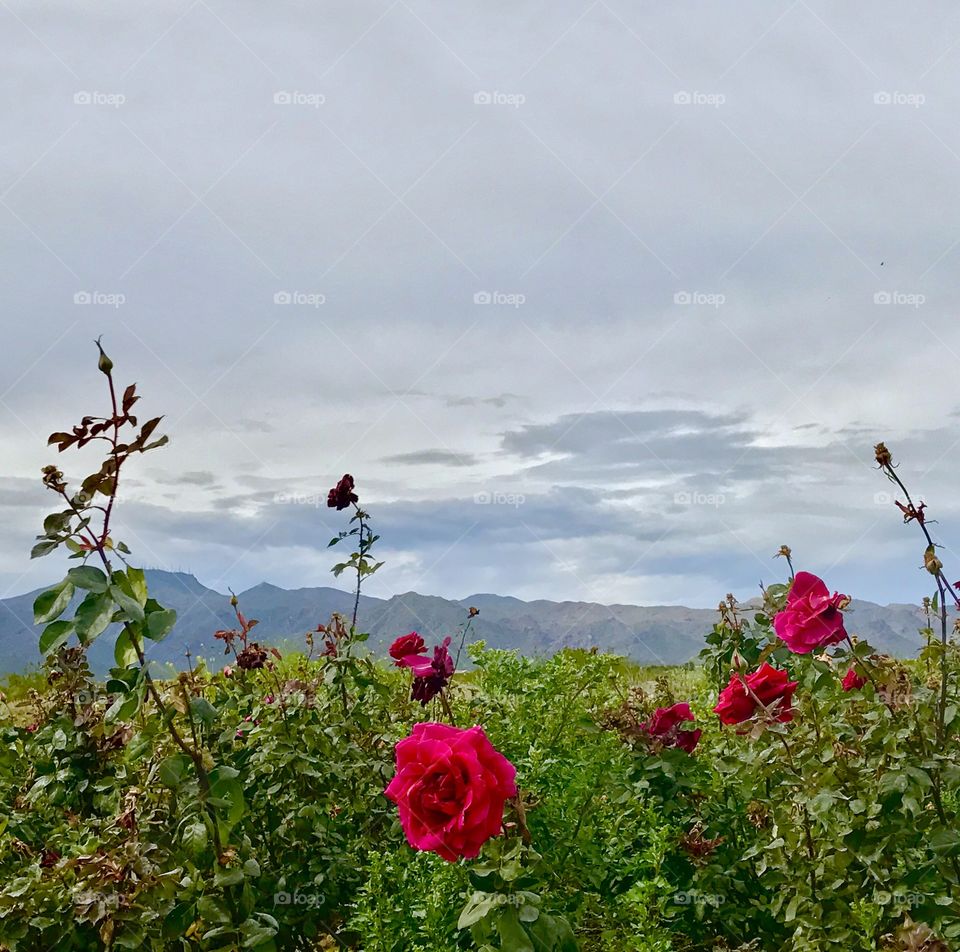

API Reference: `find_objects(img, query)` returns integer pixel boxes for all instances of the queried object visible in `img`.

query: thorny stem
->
[438,688,456,727]
[352,506,365,631]
[880,462,954,744]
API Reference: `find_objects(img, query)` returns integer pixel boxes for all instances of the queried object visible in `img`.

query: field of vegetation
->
[2,344,960,951]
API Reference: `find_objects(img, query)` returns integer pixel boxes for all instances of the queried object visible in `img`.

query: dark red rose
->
[389,632,427,665]
[327,474,358,510]
[398,637,455,705]
[643,702,702,753]
[773,571,848,654]
[384,722,516,862]
[714,663,798,725]
[842,668,867,692]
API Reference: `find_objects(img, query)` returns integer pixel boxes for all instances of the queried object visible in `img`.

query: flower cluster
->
[389,632,454,705]
[714,571,860,730]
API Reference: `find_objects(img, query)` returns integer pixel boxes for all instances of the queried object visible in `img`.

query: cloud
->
[1,1,960,611]
[381,449,479,466]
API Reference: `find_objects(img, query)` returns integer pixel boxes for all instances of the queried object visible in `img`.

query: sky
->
[2,1,960,610]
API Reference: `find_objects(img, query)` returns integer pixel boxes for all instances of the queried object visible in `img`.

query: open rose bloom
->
[714,663,798,725]
[643,702,702,753]
[773,571,848,654]
[385,722,517,862]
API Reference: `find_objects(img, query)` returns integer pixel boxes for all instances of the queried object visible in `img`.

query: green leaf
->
[125,566,148,605]
[39,620,73,654]
[210,773,246,829]
[458,893,498,929]
[146,608,177,641]
[34,581,74,624]
[30,539,58,559]
[189,697,219,726]
[67,565,109,593]
[74,591,114,644]
[114,626,139,668]
[109,584,145,623]
[181,820,208,859]
[158,754,192,788]
[495,908,534,952]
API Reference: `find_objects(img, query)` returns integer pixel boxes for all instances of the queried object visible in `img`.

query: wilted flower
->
[327,474,358,510]
[874,442,892,467]
[236,643,268,670]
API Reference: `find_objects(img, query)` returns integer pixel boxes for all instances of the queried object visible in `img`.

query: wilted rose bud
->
[874,442,892,467]
[230,594,238,607]
[468,606,479,618]
[775,544,792,560]
[924,545,943,576]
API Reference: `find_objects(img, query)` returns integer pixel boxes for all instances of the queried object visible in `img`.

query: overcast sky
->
[3,1,960,610]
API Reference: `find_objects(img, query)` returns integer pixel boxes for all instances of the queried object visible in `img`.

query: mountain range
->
[0,570,945,675]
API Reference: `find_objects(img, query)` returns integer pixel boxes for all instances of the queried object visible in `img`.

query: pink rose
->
[643,702,702,753]
[842,668,867,692]
[714,663,798,725]
[773,571,848,654]
[384,722,516,862]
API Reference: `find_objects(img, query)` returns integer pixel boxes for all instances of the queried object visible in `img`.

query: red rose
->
[643,702,702,753]
[327,474,358,510]
[773,571,848,654]
[714,663,798,725]
[842,668,867,692]
[385,722,517,862]
[389,632,427,664]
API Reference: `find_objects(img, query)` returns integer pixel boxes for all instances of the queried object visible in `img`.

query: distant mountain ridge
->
[0,570,944,675]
